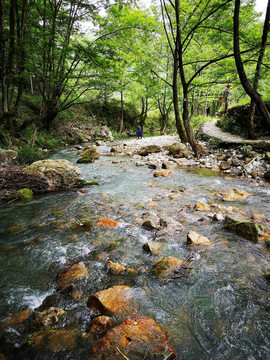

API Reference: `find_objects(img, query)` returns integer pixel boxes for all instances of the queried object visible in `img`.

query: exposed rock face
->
[138,145,162,156]
[187,231,212,246]
[56,263,88,291]
[224,214,266,242]
[94,126,114,141]
[87,285,133,316]
[0,149,18,165]
[222,188,250,201]
[152,256,184,277]
[165,142,186,155]
[24,159,83,190]
[77,145,100,163]
[91,314,177,360]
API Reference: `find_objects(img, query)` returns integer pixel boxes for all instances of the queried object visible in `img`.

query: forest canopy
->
[0,0,269,152]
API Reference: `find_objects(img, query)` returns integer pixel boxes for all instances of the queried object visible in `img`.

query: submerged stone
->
[3,309,31,327]
[30,329,77,351]
[152,256,184,277]
[91,314,177,360]
[222,188,250,201]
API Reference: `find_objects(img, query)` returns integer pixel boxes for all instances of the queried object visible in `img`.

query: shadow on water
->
[0,143,269,359]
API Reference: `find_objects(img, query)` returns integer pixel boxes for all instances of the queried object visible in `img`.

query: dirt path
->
[201,118,270,145]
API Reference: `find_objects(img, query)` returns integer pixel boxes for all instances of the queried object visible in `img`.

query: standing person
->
[136,124,143,139]
[206,104,210,117]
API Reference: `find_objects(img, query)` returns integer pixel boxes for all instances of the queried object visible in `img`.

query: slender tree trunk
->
[234,0,270,130]
[175,0,201,157]
[248,0,270,139]
[119,89,124,134]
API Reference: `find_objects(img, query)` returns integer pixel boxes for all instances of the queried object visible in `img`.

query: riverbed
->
[0,136,269,359]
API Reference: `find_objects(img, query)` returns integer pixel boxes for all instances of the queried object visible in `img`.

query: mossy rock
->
[224,214,266,242]
[6,224,25,235]
[77,156,95,164]
[84,180,100,186]
[264,238,270,247]
[9,188,33,202]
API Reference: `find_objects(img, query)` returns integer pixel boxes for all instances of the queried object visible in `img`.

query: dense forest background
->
[0,0,269,160]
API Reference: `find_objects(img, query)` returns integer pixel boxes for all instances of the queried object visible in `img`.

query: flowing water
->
[0,140,269,359]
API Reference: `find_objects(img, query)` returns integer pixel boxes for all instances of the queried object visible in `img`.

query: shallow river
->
[0,139,269,359]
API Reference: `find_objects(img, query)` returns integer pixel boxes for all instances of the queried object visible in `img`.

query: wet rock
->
[264,170,270,181]
[147,163,157,169]
[212,213,225,222]
[152,256,184,277]
[86,315,114,340]
[187,231,212,246]
[162,161,177,169]
[97,217,118,228]
[142,241,163,255]
[107,260,126,275]
[34,307,66,329]
[219,160,232,170]
[222,188,250,201]
[71,218,93,232]
[265,152,270,162]
[194,202,210,211]
[138,145,161,156]
[24,159,83,190]
[6,224,25,235]
[165,142,186,155]
[84,180,100,186]
[91,314,177,360]
[142,219,158,230]
[153,169,173,177]
[56,263,88,291]
[77,145,100,163]
[95,140,106,146]
[30,329,77,351]
[87,285,133,316]
[224,214,266,242]
[94,125,114,141]
[0,149,18,165]
[3,309,31,327]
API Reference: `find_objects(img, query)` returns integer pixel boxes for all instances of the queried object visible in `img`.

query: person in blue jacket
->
[136,124,143,139]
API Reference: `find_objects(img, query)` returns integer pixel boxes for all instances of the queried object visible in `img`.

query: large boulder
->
[87,285,134,316]
[23,159,83,190]
[224,214,266,242]
[0,149,18,165]
[138,145,161,156]
[165,142,186,156]
[91,314,177,360]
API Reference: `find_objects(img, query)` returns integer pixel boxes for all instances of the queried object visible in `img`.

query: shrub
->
[16,147,44,165]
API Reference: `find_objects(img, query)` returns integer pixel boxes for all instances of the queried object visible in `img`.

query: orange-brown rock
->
[3,309,31,327]
[87,316,114,339]
[97,217,118,228]
[107,260,126,275]
[153,170,173,177]
[152,256,184,277]
[31,329,77,351]
[87,285,133,316]
[56,263,88,291]
[92,314,177,360]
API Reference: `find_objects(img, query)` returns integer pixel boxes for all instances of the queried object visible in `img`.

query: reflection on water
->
[0,142,269,359]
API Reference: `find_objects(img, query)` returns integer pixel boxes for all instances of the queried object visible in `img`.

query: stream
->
[0,138,269,359]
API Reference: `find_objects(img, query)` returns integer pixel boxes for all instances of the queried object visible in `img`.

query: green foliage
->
[16,147,44,165]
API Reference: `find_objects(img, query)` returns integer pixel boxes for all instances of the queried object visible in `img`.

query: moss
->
[84,180,100,186]
[264,238,270,247]
[77,156,95,164]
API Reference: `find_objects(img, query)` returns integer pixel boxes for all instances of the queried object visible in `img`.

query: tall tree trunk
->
[175,0,201,157]
[119,90,124,134]
[248,0,270,139]
[234,0,270,131]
